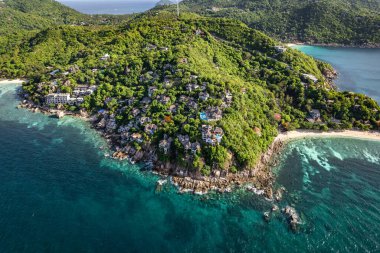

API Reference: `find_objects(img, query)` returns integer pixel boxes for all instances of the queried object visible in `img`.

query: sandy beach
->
[0,79,25,85]
[276,130,380,143]
[285,43,302,48]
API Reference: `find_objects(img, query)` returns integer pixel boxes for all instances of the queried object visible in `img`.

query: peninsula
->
[0,2,379,197]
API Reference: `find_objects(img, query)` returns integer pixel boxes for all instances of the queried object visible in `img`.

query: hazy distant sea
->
[59,0,156,14]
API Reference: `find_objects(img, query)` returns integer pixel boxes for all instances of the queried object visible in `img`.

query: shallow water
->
[0,82,379,252]
[294,46,380,102]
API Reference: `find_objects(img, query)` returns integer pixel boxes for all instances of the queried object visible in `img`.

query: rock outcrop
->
[282,206,301,231]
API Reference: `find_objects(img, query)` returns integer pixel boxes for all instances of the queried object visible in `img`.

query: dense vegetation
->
[1,10,379,176]
[181,0,380,46]
[0,0,134,36]
[0,0,87,34]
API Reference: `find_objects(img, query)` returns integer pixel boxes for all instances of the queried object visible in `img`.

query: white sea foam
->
[298,143,335,172]
[329,147,344,160]
[362,148,380,164]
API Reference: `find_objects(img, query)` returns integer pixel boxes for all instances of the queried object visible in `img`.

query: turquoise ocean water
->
[294,46,380,102]
[0,79,380,252]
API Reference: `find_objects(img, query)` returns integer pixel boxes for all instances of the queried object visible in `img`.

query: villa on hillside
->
[178,134,191,150]
[202,125,224,145]
[199,92,210,101]
[159,137,172,154]
[274,46,287,53]
[186,83,200,92]
[73,85,97,96]
[200,107,223,122]
[307,109,322,123]
[100,54,110,61]
[148,86,158,97]
[144,124,158,135]
[302,74,319,83]
[206,107,223,121]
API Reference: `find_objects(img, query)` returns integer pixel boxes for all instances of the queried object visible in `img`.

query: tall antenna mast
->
[176,0,180,17]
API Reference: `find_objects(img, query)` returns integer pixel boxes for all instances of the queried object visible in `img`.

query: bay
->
[0,82,379,252]
[294,45,380,102]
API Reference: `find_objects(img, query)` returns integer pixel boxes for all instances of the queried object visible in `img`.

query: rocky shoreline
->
[16,91,316,232]
[17,97,286,199]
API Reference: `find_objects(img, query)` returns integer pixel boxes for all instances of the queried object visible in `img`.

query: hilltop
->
[0,0,87,34]
[0,0,134,36]
[2,11,379,194]
[181,0,380,47]
[2,0,379,47]
[156,0,175,6]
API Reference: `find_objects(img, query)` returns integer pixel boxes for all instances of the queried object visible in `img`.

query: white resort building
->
[45,93,70,104]
[45,93,84,105]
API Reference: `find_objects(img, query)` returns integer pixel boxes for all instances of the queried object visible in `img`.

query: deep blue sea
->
[1,80,380,252]
[294,46,380,102]
[58,0,157,15]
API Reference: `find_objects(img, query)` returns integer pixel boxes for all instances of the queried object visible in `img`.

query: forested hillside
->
[181,0,380,46]
[1,12,378,175]
[0,0,134,36]
[0,0,88,34]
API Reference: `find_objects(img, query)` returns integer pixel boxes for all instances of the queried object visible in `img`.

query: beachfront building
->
[45,93,70,105]
[307,109,322,123]
[68,97,84,105]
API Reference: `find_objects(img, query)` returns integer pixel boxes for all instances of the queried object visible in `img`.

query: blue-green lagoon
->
[0,81,380,252]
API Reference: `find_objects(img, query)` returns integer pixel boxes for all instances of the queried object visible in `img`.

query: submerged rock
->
[271,204,279,212]
[263,211,271,222]
[156,179,168,192]
[282,206,301,231]
[274,187,286,202]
